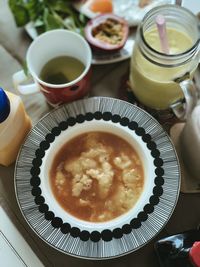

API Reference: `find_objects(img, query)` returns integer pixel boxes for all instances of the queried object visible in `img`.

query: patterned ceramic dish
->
[15,97,180,259]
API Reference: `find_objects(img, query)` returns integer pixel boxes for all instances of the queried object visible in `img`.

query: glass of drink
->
[129,4,200,119]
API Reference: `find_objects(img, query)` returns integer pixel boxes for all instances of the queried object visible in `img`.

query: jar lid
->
[0,88,10,123]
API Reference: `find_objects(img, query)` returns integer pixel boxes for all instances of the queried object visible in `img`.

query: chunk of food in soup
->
[50,132,144,222]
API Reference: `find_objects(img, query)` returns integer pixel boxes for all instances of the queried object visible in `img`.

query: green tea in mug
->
[40,56,85,84]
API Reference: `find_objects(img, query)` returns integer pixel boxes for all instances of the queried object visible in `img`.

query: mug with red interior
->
[13,29,92,106]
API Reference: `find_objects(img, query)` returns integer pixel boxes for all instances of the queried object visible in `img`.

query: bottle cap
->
[189,241,200,267]
[0,88,10,123]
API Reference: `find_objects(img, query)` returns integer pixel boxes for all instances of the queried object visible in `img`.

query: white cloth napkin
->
[181,105,200,181]
[170,103,200,193]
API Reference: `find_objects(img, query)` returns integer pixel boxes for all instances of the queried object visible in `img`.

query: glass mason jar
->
[129,4,200,119]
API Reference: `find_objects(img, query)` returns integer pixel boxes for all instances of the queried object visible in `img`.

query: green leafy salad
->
[9,0,87,35]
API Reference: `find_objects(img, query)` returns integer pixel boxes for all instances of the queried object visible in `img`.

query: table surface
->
[0,1,200,266]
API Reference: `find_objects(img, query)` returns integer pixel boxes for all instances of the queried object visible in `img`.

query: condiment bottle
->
[0,88,32,166]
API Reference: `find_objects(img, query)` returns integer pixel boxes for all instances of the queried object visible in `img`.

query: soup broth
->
[40,56,85,84]
[50,132,144,222]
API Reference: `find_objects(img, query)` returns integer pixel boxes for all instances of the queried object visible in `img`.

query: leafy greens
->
[9,0,87,35]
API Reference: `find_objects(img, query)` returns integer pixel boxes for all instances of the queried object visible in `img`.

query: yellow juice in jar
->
[130,28,194,110]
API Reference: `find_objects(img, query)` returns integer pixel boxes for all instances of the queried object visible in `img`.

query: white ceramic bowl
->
[40,119,155,232]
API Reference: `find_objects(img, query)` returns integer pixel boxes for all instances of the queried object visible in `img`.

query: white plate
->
[74,0,175,27]
[25,23,134,65]
[15,97,180,259]
[91,34,134,65]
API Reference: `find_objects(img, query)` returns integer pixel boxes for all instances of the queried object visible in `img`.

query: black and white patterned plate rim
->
[14,97,180,259]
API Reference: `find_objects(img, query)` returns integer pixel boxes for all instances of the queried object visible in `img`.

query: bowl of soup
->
[40,119,155,232]
[15,97,180,258]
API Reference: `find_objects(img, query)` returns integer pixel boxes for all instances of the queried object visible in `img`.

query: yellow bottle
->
[0,88,32,166]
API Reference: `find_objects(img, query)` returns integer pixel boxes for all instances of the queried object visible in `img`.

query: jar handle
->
[170,78,198,120]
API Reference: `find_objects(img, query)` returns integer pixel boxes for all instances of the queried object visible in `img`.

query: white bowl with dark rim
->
[15,97,180,259]
[40,119,155,231]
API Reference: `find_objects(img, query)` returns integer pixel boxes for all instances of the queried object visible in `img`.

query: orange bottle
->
[0,88,32,166]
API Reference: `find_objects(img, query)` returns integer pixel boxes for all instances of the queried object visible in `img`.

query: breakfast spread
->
[1,0,200,263]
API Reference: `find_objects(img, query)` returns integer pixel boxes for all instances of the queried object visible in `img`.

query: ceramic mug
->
[13,29,92,106]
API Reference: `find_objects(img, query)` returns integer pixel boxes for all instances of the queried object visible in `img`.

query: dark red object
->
[84,14,129,53]
[189,242,200,267]
[39,68,92,106]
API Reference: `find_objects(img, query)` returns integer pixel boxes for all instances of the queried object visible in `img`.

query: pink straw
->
[156,15,169,54]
